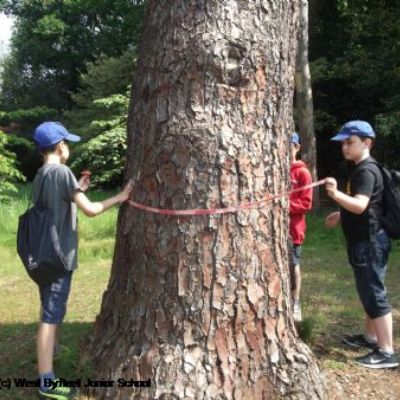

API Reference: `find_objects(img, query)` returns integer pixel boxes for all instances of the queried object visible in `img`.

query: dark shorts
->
[290,244,302,268]
[347,229,391,319]
[39,271,73,324]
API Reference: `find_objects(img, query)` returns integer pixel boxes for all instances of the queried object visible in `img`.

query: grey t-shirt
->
[32,164,82,271]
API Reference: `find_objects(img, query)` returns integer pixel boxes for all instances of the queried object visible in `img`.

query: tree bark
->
[87,1,324,399]
[295,0,320,208]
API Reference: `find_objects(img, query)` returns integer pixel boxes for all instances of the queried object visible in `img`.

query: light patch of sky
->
[0,13,14,52]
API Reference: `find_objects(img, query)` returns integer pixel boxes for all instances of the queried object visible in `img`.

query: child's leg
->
[291,244,302,301]
[38,273,72,377]
[352,230,393,352]
[292,264,301,301]
[290,244,302,322]
[37,323,57,374]
[373,312,393,354]
[364,315,377,340]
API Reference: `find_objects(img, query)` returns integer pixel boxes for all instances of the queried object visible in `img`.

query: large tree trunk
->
[87,1,324,399]
[295,0,320,208]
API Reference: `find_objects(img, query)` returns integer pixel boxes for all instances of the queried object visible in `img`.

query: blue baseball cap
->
[33,121,81,150]
[291,132,300,145]
[330,120,375,141]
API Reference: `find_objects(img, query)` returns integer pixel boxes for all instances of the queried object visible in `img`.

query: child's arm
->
[73,181,133,217]
[289,168,313,214]
[289,191,312,214]
[325,177,370,215]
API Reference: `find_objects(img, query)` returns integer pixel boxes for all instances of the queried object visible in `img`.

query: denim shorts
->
[291,244,302,268]
[347,229,391,319]
[39,271,73,324]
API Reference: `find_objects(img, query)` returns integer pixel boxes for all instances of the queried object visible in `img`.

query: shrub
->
[0,131,26,202]
[70,126,127,188]
[4,134,41,181]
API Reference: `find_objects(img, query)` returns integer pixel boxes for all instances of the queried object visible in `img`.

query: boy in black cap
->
[325,120,398,369]
[32,121,133,399]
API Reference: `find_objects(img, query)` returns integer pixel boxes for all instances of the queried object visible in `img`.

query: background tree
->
[66,50,136,187]
[309,0,400,179]
[295,0,319,207]
[68,94,129,188]
[87,1,324,399]
[0,2,143,185]
[0,0,144,111]
[65,50,136,137]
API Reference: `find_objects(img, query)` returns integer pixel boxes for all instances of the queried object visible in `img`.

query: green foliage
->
[0,0,144,111]
[65,49,135,138]
[71,51,135,110]
[4,133,41,181]
[66,50,134,188]
[374,104,400,169]
[310,0,400,176]
[0,5,139,186]
[71,124,128,188]
[296,316,317,345]
[0,107,56,181]
[34,13,66,36]
[0,106,58,127]
[0,131,25,202]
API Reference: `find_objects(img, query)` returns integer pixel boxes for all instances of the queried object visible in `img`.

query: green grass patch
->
[323,359,348,370]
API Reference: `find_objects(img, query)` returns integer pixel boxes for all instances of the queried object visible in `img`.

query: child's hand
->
[325,211,340,228]
[325,177,338,199]
[118,180,134,203]
[79,170,91,192]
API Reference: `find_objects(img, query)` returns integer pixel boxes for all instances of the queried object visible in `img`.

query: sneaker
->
[38,380,78,400]
[293,302,302,322]
[342,334,377,350]
[354,347,399,369]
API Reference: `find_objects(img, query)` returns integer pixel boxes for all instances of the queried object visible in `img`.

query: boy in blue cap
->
[32,121,133,399]
[289,132,313,322]
[325,120,398,369]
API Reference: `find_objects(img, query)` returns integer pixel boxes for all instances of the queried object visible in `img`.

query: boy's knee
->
[359,291,391,319]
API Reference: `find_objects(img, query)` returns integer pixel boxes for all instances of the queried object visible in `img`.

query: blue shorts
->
[347,229,391,319]
[291,244,302,268]
[39,271,73,324]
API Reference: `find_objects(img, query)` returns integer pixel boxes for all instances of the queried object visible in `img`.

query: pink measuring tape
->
[126,179,327,216]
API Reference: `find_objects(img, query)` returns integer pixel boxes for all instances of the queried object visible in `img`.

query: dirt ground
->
[320,345,400,399]
[325,366,400,399]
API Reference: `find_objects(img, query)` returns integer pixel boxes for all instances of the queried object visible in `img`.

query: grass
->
[0,189,399,398]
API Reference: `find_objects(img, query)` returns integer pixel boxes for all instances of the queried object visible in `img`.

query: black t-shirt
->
[340,157,384,244]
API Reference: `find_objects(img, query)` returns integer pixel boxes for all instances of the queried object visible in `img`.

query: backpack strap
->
[27,168,53,211]
[357,159,384,182]
[357,159,386,226]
